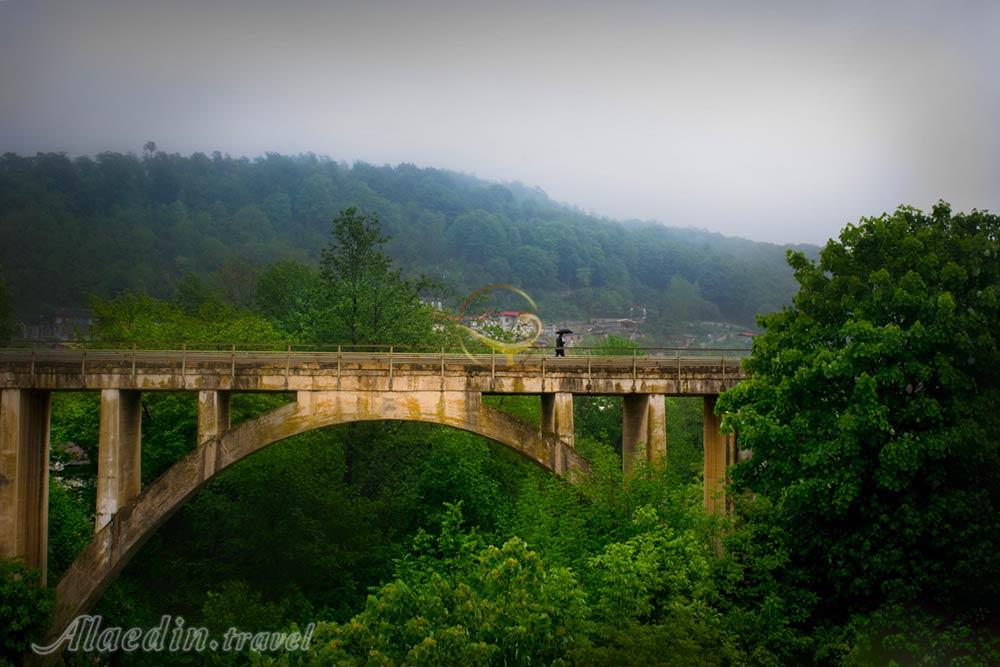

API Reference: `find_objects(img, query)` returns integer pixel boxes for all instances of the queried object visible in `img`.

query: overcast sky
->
[1,0,997,244]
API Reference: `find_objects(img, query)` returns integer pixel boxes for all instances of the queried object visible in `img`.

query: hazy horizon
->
[2,0,997,245]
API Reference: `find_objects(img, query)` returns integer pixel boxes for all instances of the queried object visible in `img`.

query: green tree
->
[593,334,641,356]
[213,258,260,309]
[46,478,92,581]
[90,291,281,346]
[718,203,1000,662]
[664,397,706,485]
[174,273,219,315]
[311,207,435,345]
[579,506,736,666]
[254,260,318,334]
[305,504,591,666]
[262,192,293,228]
[0,270,15,343]
[229,204,274,244]
[661,274,717,323]
[0,559,52,664]
[449,211,510,264]
[513,245,556,288]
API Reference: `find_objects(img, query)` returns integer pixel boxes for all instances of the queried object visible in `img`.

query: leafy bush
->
[0,559,52,665]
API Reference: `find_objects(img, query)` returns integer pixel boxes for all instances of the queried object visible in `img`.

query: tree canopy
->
[719,202,1000,663]
[0,151,807,327]
[310,207,436,346]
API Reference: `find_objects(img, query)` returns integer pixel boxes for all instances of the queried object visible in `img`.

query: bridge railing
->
[2,339,750,358]
[0,342,750,380]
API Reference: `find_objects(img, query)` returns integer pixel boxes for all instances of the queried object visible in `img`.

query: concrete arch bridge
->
[0,346,745,654]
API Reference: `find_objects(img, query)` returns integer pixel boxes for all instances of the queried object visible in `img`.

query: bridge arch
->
[45,389,587,646]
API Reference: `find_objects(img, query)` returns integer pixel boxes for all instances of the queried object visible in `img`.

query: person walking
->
[554,328,573,357]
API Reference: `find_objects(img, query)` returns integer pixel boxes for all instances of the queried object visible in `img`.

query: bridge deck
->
[0,348,748,395]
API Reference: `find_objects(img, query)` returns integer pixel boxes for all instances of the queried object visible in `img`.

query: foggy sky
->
[2,0,998,244]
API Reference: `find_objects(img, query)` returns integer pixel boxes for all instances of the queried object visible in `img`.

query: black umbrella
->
[555,328,573,335]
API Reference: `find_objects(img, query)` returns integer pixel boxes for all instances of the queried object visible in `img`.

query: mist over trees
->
[0,150,806,325]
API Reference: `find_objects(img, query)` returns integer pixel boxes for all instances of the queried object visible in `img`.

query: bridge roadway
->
[0,347,747,394]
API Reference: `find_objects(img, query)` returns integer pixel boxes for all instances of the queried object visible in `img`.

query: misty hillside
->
[0,151,815,325]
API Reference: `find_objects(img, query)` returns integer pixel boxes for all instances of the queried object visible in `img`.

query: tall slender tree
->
[314,207,435,346]
[313,207,439,485]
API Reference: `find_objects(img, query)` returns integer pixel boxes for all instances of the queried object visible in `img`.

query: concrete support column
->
[703,395,731,513]
[197,390,231,446]
[647,394,667,463]
[540,392,574,448]
[622,394,667,475]
[197,391,231,477]
[0,389,51,584]
[96,390,142,531]
[541,392,574,474]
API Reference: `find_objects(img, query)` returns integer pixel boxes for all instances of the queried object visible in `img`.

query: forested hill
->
[0,151,814,324]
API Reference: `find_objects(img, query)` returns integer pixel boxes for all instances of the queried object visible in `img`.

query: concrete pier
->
[541,392,574,474]
[198,390,231,445]
[0,389,51,584]
[703,395,731,513]
[540,392,574,448]
[95,390,142,531]
[622,394,667,474]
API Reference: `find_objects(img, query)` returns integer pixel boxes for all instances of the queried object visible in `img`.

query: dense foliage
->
[3,202,998,665]
[0,151,805,326]
[0,272,14,344]
[297,499,735,667]
[0,559,52,665]
[719,203,1000,663]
